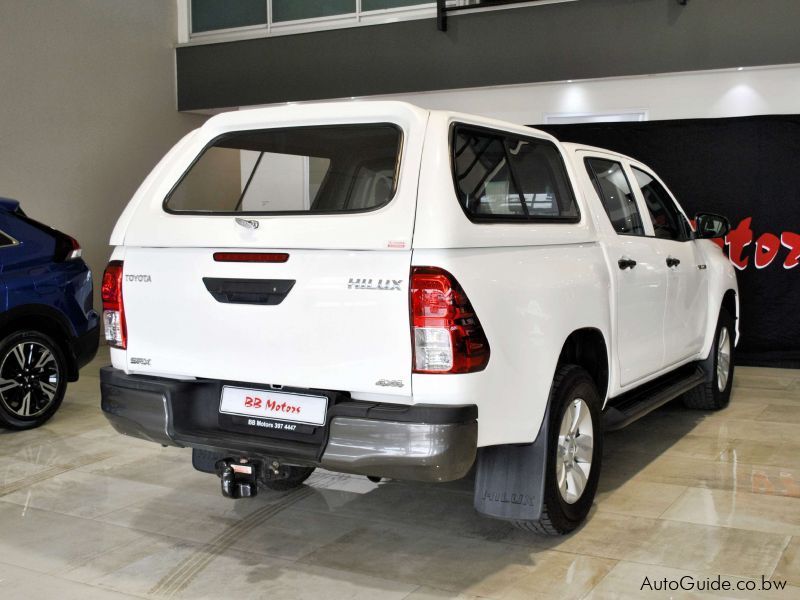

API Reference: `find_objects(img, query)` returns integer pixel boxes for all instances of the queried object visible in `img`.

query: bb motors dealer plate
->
[219,385,328,433]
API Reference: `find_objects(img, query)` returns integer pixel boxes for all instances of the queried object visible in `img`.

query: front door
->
[629,165,706,366]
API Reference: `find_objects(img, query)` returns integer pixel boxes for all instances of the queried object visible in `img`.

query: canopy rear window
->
[165,124,402,215]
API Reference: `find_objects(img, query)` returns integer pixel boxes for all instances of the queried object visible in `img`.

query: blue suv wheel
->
[0,330,68,429]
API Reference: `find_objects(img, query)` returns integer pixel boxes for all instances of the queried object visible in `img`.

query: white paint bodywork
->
[108,101,738,448]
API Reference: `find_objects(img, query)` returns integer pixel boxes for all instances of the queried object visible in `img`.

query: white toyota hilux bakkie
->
[101,101,738,535]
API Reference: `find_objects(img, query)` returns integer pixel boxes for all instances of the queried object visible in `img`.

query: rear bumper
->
[69,325,100,375]
[99,367,477,482]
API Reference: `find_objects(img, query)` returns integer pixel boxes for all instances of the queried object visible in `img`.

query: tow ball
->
[216,458,259,499]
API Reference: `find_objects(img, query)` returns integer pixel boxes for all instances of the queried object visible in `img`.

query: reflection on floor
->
[1,348,799,599]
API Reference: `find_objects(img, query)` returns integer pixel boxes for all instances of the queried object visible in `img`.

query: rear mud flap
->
[473,406,549,521]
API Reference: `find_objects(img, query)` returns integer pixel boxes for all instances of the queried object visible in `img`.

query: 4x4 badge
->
[375,379,404,388]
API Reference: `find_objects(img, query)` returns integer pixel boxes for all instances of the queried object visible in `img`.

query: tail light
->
[54,231,82,261]
[410,266,490,373]
[101,260,126,349]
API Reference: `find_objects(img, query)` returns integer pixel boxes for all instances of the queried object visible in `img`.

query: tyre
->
[0,330,68,430]
[683,309,735,410]
[514,364,603,535]
[261,465,315,491]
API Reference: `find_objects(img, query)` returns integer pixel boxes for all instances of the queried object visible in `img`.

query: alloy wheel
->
[0,341,60,418]
[556,397,594,504]
[716,327,732,392]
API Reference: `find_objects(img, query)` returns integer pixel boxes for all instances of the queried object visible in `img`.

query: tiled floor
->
[1,349,799,599]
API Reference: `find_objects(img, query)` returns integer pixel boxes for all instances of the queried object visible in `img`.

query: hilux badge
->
[348,278,402,291]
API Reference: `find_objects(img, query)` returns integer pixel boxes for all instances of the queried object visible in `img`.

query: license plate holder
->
[219,385,329,429]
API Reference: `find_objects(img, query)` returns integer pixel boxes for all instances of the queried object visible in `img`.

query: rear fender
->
[0,304,80,380]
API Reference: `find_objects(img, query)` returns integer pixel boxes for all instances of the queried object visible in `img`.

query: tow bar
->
[217,458,258,499]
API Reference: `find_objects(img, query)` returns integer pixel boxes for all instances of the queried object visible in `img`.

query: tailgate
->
[122,247,412,396]
[113,106,427,398]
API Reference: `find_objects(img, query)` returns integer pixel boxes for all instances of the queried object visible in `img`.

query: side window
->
[452,126,579,221]
[0,219,17,247]
[632,167,691,241]
[585,158,645,236]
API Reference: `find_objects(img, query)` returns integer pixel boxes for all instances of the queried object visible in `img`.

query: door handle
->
[618,257,637,270]
[666,256,681,268]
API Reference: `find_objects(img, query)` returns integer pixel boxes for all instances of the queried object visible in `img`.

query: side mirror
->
[694,212,730,239]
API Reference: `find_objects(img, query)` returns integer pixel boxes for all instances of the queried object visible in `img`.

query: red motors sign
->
[715,217,800,270]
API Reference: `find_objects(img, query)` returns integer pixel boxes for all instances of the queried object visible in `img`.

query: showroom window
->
[190,0,435,36]
[452,126,579,222]
[585,158,645,236]
[191,0,267,33]
[184,1,566,41]
[165,124,401,214]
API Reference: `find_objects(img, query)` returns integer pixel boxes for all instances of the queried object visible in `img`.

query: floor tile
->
[755,403,800,424]
[662,487,800,535]
[772,536,800,587]
[629,453,799,497]
[718,438,800,470]
[300,524,543,592]
[467,550,617,600]
[549,511,663,560]
[732,371,795,390]
[70,540,416,600]
[0,469,171,519]
[0,562,142,600]
[0,503,150,575]
[595,480,687,519]
[0,456,50,487]
[688,418,799,445]
[401,588,481,600]
[624,519,789,577]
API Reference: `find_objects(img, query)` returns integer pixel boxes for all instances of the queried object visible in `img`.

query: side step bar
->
[603,366,706,431]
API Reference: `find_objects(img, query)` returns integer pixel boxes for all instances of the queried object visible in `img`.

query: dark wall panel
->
[177,0,800,110]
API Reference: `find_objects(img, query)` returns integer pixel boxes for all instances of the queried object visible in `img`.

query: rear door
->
[581,153,668,386]
[119,105,428,398]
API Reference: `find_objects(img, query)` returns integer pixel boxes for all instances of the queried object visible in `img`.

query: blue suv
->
[0,197,98,429]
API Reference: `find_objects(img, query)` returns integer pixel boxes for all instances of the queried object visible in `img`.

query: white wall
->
[362,64,800,124]
[0,0,206,308]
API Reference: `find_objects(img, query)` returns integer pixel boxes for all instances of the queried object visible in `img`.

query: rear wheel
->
[261,465,315,491]
[683,309,735,410]
[514,365,603,535]
[0,331,67,430]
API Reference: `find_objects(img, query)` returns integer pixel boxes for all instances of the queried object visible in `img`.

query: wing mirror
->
[694,212,730,239]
